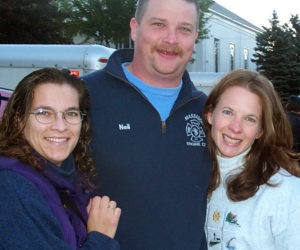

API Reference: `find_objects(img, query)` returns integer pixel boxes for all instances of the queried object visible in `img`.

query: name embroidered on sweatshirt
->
[119,123,131,130]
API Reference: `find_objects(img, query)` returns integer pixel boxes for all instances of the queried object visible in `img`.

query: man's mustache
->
[151,45,184,57]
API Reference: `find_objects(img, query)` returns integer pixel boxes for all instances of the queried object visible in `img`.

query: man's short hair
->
[135,0,200,28]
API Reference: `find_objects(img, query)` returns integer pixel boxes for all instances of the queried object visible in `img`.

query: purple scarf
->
[0,156,92,248]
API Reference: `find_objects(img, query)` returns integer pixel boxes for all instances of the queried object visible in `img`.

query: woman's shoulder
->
[0,168,32,184]
[0,169,45,200]
[268,168,300,195]
[0,169,59,223]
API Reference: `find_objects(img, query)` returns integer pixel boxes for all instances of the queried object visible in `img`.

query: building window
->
[214,38,220,73]
[244,48,249,69]
[230,43,235,71]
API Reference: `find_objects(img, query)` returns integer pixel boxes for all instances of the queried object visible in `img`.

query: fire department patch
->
[185,114,206,147]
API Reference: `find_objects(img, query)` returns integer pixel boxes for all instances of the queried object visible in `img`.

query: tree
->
[198,0,214,40]
[0,0,72,44]
[288,15,300,96]
[252,11,300,101]
[54,0,214,48]
[52,0,136,48]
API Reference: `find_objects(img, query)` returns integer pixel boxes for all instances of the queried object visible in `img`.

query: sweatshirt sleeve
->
[273,175,300,249]
[284,192,300,248]
[0,170,119,250]
[80,231,120,250]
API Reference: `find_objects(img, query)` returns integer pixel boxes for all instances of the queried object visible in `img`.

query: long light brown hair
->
[0,68,95,181]
[204,69,299,201]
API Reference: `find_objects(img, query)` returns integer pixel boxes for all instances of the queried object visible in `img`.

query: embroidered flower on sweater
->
[225,212,240,226]
[212,210,220,222]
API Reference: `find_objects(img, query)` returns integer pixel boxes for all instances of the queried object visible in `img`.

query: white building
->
[187,2,262,73]
[73,2,262,77]
[72,2,263,92]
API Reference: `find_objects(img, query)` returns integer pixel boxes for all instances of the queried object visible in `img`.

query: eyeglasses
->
[29,108,86,125]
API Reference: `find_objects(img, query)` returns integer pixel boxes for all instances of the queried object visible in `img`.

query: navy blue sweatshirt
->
[82,49,212,250]
[0,156,119,249]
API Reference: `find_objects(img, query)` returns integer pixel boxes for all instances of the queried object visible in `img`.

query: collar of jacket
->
[104,48,205,110]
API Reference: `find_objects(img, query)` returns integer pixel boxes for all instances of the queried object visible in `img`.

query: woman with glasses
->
[0,68,121,249]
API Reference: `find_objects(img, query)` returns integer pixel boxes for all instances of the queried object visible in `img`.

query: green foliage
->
[252,11,300,101]
[0,0,73,44]
[197,0,214,41]
[54,0,214,48]
[53,0,136,48]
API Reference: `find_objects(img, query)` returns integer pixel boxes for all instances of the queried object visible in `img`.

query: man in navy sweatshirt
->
[82,0,212,249]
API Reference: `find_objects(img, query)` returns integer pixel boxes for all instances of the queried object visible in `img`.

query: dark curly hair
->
[204,69,300,201]
[0,68,95,182]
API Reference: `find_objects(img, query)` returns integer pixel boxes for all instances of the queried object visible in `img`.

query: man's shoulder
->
[182,71,207,97]
[82,48,134,81]
[288,111,300,119]
[288,112,300,126]
[82,69,106,83]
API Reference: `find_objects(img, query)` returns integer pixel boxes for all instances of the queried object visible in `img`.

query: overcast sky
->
[215,0,300,28]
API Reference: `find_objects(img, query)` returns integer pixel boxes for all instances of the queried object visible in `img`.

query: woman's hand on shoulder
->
[86,196,121,239]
